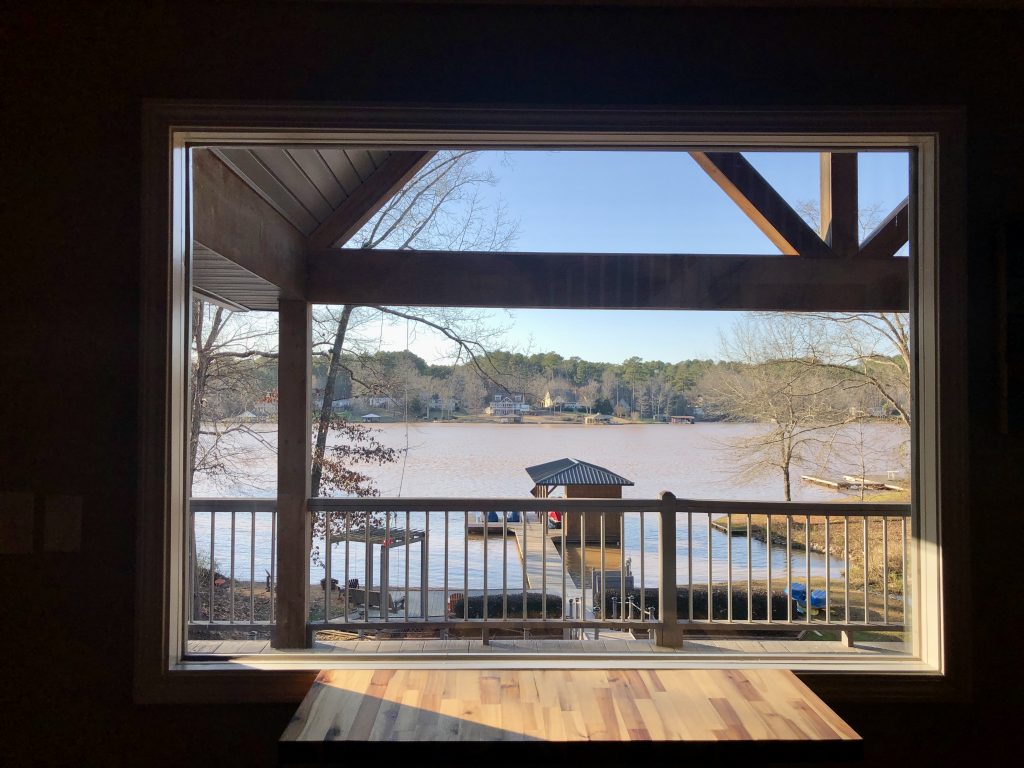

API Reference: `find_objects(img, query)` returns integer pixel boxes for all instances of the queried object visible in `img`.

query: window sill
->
[138,651,946,705]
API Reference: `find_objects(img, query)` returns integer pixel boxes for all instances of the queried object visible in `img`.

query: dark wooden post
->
[820,152,859,258]
[656,491,683,648]
[273,300,312,648]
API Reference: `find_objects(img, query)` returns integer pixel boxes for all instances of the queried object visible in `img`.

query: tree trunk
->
[311,305,354,497]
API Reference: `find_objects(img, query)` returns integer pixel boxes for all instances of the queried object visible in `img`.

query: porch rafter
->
[689,151,834,259]
[858,196,910,259]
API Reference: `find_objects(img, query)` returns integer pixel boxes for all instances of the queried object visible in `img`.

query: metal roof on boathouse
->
[525,458,634,487]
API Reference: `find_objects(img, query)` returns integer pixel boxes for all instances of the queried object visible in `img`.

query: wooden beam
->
[690,152,833,259]
[307,249,908,311]
[858,197,910,259]
[306,151,433,253]
[820,152,859,258]
[192,149,307,298]
[274,300,312,649]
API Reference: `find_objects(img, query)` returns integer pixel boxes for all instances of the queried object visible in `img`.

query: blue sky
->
[369,150,909,364]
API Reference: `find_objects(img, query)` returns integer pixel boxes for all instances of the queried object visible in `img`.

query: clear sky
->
[357,150,909,364]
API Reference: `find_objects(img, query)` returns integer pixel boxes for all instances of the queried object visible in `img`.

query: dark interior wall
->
[3,2,1022,765]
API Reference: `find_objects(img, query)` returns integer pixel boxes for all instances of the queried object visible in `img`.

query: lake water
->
[192,421,908,590]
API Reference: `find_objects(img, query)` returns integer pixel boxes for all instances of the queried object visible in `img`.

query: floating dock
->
[801,474,907,492]
[507,518,583,606]
[801,475,853,490]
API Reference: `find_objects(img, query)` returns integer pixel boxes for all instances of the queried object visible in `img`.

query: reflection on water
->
[192,422,906,589]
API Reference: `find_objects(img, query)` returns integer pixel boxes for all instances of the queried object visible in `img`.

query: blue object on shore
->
[487,510,500,523]
[506,511,521,523]
[786,583,807,603]
[786,582,826,610]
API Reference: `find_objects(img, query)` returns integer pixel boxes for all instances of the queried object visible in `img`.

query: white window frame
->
[137,103,967,704]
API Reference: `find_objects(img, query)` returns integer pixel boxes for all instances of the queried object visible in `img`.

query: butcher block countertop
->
[280,668,861,764]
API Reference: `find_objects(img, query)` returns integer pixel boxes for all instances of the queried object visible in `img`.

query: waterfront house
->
[486,393,531,416]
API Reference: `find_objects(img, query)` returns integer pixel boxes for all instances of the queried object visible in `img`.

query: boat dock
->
[507,519,581,602]
[801,475,853,490]
[801,473,908,493]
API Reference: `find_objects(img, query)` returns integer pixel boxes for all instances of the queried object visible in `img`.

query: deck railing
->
[188,498,277,632]
[188,495,910,645]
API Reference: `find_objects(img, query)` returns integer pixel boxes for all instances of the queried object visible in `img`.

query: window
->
[137,104,966,703]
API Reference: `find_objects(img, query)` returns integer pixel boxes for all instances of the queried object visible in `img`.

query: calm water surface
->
[193,422,908,589]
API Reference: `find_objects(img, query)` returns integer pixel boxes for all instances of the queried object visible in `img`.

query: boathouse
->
[526,458,633,545]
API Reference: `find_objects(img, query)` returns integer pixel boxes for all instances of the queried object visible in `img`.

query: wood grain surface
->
[281,668,860,744]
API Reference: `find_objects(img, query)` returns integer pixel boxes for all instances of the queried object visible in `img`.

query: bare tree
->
[578,380,600,414]
[700,315,859,500]
[788,201,911,426]
[777,312,911,426]
[188,300,278,495]
[189,150,518,580]
[311,151,519,498]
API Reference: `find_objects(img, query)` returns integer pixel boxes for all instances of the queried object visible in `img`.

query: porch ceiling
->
[211,147,395,237]
[191,146,431,311]
[192,242,279,312]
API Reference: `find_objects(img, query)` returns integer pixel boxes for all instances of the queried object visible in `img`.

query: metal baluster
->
[561,512,567,622]
[324,511,332,624]
[270,510,276,624]
[844,517,850,625]
[229,510,236,624]
[404,510,410,623]
[188,506,196,625]
[600,512,606,622]
[344,512,350,623]
[502,509,508,620]
[640,510,646,622]
[707,513,712,621]
[522,509,527,622]
[382,512,391,625]
[824,513,831,625]
[250,508,256,624]
[541,507,547,621]
[580,513,587,632]
[766,513,772,624]
[863,515,869,624]
[424,510,430,620]
[746,512,752,623]
[786,516,792,623]
[901,515,908,626]
[687,510,693,622]
[364,513,370,626]
[726,513,732,622]
[620,513,626,625]
[805,515,812,625]
[483,509,489,622]
[209,511,215,624]
[443,511,449,622]
[883,516,889,625]
[464,510,469,622]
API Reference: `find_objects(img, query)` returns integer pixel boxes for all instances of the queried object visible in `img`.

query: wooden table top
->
[280,668,860,762]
